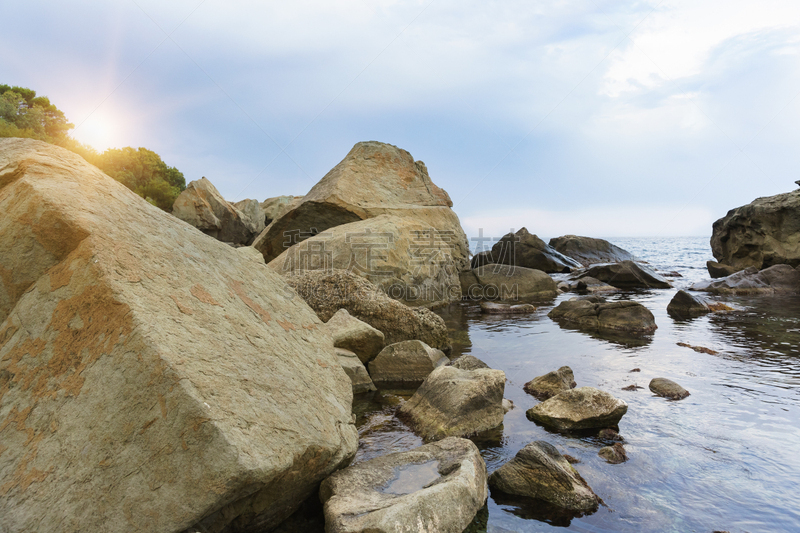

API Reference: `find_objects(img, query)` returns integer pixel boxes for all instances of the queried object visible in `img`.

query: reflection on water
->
[353,238,800,532]
[381,460,441,495]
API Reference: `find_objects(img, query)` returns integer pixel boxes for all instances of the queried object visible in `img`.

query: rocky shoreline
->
[1,137,797,532]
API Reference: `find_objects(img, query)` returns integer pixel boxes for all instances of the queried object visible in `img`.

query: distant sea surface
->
[353,236,800,533]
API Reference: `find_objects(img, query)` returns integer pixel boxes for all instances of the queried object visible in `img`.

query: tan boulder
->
[172,177,258,245]
[260,195,303,226]
[324,309,385,364]
[269,214,462,306]
[0,139,357,533]
[233,197,266,235]
[252,141,470,271]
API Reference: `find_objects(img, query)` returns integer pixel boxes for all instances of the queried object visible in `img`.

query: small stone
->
[523,366,576,400]
[597,428,623,441]
[598,442,627,464]
[629,368,641,372]
[621,384,642,391]
[563,454,581,464]
[649,378,690,400]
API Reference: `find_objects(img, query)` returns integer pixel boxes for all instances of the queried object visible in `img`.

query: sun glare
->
[72,112,121,152]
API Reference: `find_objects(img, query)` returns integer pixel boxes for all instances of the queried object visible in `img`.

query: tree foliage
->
[0,84,185,210]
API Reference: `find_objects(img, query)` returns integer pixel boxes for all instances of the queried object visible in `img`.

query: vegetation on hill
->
[0,84,185,209]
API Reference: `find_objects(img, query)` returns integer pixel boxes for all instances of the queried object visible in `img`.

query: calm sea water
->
[354,237,800,533]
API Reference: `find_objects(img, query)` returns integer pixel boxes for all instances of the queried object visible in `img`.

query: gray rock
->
[548,297,657,334]
[575,276,617,293]
[711,189,800,270]
[667,290,711,319]
[260,195,303,226]
[233,197,266,235]
[480,301,536,314]
[649,378,690,400]
[526,387,628,431]
[579,260,671,289]
[707,260,741,279]
[336,347,377,394]
[284,269,451,353]
[598,442,627,464]
[549,235,635,267]
[488,441,600,512]
[325,308,385,364]
[448,355,490,371]
[0,138,357,533]
[472,228,582,273]
[472,264,558,300]
[398,365,506,440]
[691,264,800,294]
[369,340,449,389]
[172,177,259,245]
[523,366,576,400]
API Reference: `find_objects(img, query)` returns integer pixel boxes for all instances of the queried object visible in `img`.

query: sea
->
[352,237,800,533]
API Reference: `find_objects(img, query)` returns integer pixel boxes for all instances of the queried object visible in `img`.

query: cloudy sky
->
[4,0,799,239]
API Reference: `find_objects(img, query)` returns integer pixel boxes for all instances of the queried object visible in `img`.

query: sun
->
[71,111,121,152]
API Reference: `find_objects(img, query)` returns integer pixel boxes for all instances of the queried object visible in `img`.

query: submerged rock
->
[488,441,600,512]
[526,387,628,431]
[472,264,558,300]
[667,290,711,319]
[548,297,657,334]
[336,347,377,394]
[549,235,635,267]
[320,437,488,533]
[691,264,800,295]
[578,260,671,289]
[369,340,448,389]
[598,442,628,464]
[649,378,690,400]
[480,301,536,314]
[285,269,451,352]
[523,366,577,400]
[398,365,506,440]
[473,228,582,273]
[710,188,800,270]
[325,308,385,364]
[0,139,357,533]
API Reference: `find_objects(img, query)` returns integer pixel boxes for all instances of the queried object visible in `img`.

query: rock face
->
[253,142,470,272]
[548,297,657,334]
[710,189,800,270]
[523,366,577,400]
[649,378,690,400]
[398,365,506,440]
[579,260,671,289]
[488,441,600,512]
[472,228,582,273]
[472,264,558,300]
[284,269,451,353]
[233,198,267,235]
[526,387,628,431]
[707,260,741,279]
[667,290,711,319]
[269,214,461,306]
[171,177,259,245]
[320,437,488,533]
[0,139,357,533]
[549,235,635,267]
[260,195,303,226]
[325,308,385,364]
[691,264,800,294]
[369,340,449,389]
[336,347,377,394]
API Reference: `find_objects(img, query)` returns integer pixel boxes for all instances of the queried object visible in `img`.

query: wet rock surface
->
[480,301,537,314]
[369,340,449,389]
[691,264,800,294]
[549,235,635,267]
[649,378,690,400]
[598,442,628,464]
[523,366,577,400]
[667,290,711,319]
[527,387,628,431]
[548,296,658,334]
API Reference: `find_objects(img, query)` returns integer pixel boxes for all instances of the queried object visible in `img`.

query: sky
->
[3,0,799,240]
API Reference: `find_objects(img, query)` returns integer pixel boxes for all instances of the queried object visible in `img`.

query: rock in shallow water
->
[398,365,506,440]
[523,366,577,400]
[369,340,448,389]
[548,297,657,335]
[691,264,800,295]
[488,441,601,512]
[667,290,711,319]
[598,442,628,464]
[480,301,536,314]
[472,264,558,300]
[549,235,635,267]
[320,437,488,533]
[325,308,385,363]
[526,387,628,431]
[578,260,671,289]
[649,378,690,400]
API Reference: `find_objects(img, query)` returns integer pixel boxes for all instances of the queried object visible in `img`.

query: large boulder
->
[398,365,506,440]
[710,189,800,270]
[472,264,558,300]
[252,141,470,271]
[691,264,800,294]
[548,297,657,335]
[320,437,488,533]
[707,260,741,279]
[368,340,449,389]
[472,228,582,273]
[549,235,634,266]
[523,366,577,400]
[526,387,628,431]
[171,177,259,245]
[578,260,671,289]
[324,308,385,364]
[233,198,267,235]
[488,441,600,512]
[336,347,377,394]
[269,214,461,306]
[260,195,303,226]
[666,290,711,319]
[284,269,451,353]
[0,139,357,533]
